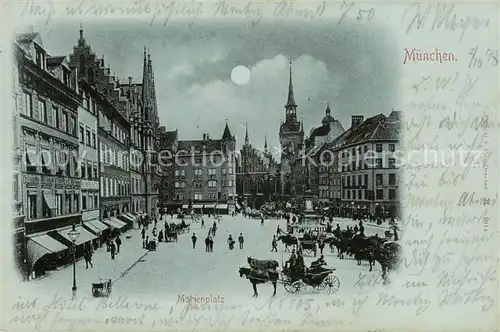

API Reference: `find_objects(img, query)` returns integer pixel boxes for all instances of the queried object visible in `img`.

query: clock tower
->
[279,62,304,197]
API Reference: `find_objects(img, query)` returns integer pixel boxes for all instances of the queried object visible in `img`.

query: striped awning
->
[86,220,109,233]
[102,217,127,229]
[26,233,67,265]
[57,225,97,246]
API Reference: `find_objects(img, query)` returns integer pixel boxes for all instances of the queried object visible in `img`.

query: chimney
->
[351,115,364,128]
[128,76,132,85]
[203,134,206,141]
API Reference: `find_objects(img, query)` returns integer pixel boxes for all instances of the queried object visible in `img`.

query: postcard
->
[1,0,498,331]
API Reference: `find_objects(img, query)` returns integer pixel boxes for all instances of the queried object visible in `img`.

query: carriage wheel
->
[284,280,305,295]
[321,274,340,295]
[280,271,291,283]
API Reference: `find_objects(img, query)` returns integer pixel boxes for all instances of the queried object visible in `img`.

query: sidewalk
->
[30,228,149,297]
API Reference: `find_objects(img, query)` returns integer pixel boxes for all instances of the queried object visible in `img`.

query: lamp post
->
[67,223,80,299]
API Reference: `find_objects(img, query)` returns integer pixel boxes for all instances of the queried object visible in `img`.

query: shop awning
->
[103,217,127,229]
[124,213,137,221]
[42,191,56,210]
[217,204,228,209]
[27,233,68,265]
[192,204,203,209]
[205,204,215,208]
[86,220,109,233]
[182,204,189,209]
[58,225,97,246]
[82,221,99,234]
[119,214,134,224]
[235,203,241,209]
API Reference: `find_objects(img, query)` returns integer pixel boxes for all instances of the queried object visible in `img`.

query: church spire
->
[245,123,249,145]
[222,118,232,140]
[285,61,297,108]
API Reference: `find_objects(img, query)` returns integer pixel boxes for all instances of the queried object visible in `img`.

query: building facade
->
[169,124,237,213]
[15,33,88,280]
[77,81,101,246]
[158,128,179,210]
[279,63,304,198]
[334,112,401,217]
[12,41,26,280]
[236,128,279,209]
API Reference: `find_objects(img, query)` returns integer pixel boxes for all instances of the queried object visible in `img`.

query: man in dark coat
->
[110,242,116,260]
[205,236,210,252]
[115,236,122,253]
[191,233,197,249]
[84,249,93,269]
[238,233,244,249]
[271,235,278,252]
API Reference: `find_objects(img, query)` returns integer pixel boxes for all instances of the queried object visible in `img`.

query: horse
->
[373,241,403,284]
[278,235,298,252]
[238,267,278,297]
[247,257,279,270]
[347,235,386,271]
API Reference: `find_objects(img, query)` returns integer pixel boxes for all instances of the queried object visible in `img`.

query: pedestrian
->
[115,236,122,253]
[276,225,281,236]
[209,236,214,252]
[201,217,205,228]
[318,238,325,255]
[158,229,164,242]
[110,242,116,260]
[208,227,212,237]
[271,235,278,252]
[205,236,210,252]
[145,235,149,250]
[191,233,197,249]
[261,217,264,226]
[84,249,93,268]
[238,233,244,250]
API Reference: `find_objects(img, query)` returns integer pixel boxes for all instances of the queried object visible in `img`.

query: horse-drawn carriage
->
[92,278,112,297]
[238,257,340,297]
[281,266,340,295]
[165,229,178,242]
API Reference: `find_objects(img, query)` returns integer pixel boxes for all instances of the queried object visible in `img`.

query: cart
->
[148,240,157,251]
[281,267,340,295]
[92,278,112,297]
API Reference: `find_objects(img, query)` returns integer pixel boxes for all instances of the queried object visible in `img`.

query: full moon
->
[230,65,251,85]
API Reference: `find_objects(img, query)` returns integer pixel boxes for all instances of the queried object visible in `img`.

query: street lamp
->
[67,223,80,299]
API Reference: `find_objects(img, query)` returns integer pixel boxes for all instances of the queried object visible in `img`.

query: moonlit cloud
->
[30,21,399,152]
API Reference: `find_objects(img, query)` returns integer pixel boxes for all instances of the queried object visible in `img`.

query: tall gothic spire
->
[141,47,150,120]
[264,134,268,150]
[285,61,297,108]
[245,123,249,145]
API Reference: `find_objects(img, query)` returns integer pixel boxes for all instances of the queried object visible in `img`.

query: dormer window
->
[35,46,45,69]
[63,68,70,87]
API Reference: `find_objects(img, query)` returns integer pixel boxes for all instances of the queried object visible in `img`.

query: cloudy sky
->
[30,20,399,152]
